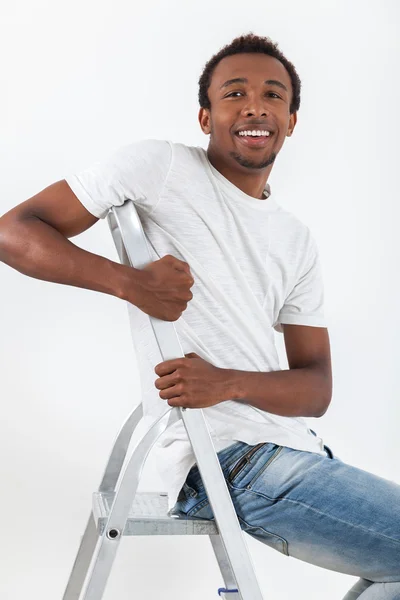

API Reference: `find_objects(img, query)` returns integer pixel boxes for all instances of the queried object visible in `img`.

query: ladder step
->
[92,491,219,536]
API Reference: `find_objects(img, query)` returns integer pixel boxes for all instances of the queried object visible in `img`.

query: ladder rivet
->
[107,528,121,539]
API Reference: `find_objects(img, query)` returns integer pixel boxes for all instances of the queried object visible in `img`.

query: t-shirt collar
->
[202,149,279,212]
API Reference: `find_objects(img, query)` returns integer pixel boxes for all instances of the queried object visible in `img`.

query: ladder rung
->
[92,491,219,536]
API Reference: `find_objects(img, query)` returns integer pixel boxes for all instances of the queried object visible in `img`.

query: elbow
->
[0,220,17,264]
[312,365,332,418]
[0,225,10,260]
[0,213,28,261]
[0,212,14,248]
[314,393,332,417]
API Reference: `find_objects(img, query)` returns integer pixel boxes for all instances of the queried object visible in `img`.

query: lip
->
[234,132,273,148]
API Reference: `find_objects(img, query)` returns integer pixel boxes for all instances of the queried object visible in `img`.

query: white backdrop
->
[0,1,399,599]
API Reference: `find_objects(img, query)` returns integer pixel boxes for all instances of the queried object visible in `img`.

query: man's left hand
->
[154,352,229,408]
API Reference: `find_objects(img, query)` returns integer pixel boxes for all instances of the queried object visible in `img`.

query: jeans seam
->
[187,497,210,517]
[183,483,198,498]
[237,514,289,556]
[232,487,400,548]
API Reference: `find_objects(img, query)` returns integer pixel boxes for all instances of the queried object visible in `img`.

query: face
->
[199,53,297,172]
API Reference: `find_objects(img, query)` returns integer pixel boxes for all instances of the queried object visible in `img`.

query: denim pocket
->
[217,442,251,475]
[227,443,267,484]
[245,445,284,489]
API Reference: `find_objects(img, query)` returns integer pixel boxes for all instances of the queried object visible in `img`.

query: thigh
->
[171,441,400,583]
[227,444,400,582]
[171,441,300,555]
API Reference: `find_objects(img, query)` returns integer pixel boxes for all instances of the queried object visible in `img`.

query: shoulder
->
[115,138,205,170]
[111,138,172,164]
[270,205,315,257]
[167,140,206,165]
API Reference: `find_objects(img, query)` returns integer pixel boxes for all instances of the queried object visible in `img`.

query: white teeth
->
[238,130,271,137]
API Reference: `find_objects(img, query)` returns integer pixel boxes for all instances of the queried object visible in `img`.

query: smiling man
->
[0,33,399,599]
[201,52,296,197]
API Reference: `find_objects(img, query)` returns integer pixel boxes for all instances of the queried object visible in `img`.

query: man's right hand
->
[126,254,195,321]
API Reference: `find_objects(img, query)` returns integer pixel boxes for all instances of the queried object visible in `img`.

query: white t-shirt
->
[65,139,328,512]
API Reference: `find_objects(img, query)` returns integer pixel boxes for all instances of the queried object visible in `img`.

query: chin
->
[230,150,276,170]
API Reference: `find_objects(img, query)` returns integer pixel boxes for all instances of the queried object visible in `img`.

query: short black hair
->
[198,32,301,115]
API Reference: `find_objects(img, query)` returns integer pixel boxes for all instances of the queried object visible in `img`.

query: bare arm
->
[0,179,194,320]
[224,364,330,417]
[0,179,139,300]
[153,325,332,416]
[224,324,332,417]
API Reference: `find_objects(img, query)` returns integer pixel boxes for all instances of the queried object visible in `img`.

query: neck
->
[207,147,273,199]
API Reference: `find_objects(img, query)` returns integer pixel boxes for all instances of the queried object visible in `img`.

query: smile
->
[234,132,273,148]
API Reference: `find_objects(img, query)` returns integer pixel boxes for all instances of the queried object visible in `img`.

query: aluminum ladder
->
[62,199,265,600]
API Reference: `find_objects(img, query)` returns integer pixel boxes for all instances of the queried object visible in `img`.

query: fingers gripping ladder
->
[62,199,265,600]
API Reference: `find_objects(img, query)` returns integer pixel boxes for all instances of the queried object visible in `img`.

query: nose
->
[242,95,269,118]
[243,106,268,118]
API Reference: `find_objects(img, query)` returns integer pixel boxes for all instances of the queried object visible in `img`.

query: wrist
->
[220,368,244,400]
[112,262,144,302]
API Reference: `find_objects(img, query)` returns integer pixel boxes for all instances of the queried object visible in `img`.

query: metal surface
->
[62,200,265,600]
[93,491,219,536]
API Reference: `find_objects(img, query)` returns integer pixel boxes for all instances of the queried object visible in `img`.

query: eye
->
[225,91,281,99]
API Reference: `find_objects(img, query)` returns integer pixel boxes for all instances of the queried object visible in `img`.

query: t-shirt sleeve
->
[273,233,327,333]
[64,138,172,219]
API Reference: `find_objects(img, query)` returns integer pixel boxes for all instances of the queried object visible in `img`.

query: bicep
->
[1,179,99,238]
[282,324,332,378]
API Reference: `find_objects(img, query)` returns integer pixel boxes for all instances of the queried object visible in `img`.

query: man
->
[0,32,399,599]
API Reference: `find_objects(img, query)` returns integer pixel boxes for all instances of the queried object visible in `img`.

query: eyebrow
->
[219,77,288,94]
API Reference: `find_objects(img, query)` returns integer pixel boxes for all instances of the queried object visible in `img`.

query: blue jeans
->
[171,435,400,599]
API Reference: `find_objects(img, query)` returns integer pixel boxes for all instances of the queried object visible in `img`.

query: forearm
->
[223,366,331,418]
[0,215,135,299]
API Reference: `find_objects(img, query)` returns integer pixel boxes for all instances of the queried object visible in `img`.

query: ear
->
[287,111,297,137]
[198,107,211,135]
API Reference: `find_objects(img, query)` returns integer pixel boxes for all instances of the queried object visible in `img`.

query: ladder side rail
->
[110,201,264,600]
[98,403,142,493]
[62,513,98,600]
[78,407,181,600]
[63,405,180,600]
[100,210,170,495]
